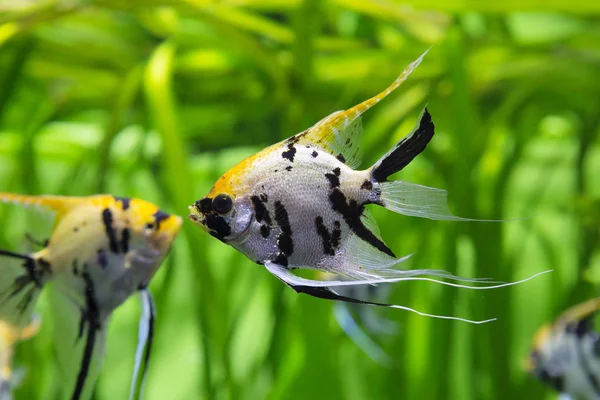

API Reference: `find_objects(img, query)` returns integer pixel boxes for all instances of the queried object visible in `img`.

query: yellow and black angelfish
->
[527,298,600,400]
[0,194,182,400]
[188,49,550,324]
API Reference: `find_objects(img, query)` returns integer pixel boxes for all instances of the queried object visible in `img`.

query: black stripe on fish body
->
[153,209,170,230]
[315,217,342,256]
[360,180,373,190]
[72,272,101,400]
[273,201,294,266]
[575,314,596,338]
[274,202,291,234]
[281,143,296,162]
[120,228,130,254]
[311,151,318,158]
[260,225,271,238]
[336,154,346,163]
[96,249,108,269]
[102,208,119,254]
[574,331,600,396]
[325,168,341,189]
[205,214,231,242]
[285,166,293,172]
[277,234,294,256]
[328,188,396,258]
[113,196,131,210]
[260,193,268,203]
[251,196,272,224]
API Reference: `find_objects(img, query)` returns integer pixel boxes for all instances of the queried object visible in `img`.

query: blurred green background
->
[0,0,599,399]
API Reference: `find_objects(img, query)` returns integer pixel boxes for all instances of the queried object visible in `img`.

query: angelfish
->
[526,298,600,400]
[187,50,549,324]
[0,194,182,400]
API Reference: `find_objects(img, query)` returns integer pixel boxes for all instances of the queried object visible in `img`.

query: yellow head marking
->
[126,198,183,242]
[207,144,279,197]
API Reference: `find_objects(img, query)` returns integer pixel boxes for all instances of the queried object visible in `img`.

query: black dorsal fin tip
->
[372,108,435,182]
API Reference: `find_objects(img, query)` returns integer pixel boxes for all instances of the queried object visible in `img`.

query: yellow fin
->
[556,297,600,325]
[293,48,429,168]
[0,193,90,220]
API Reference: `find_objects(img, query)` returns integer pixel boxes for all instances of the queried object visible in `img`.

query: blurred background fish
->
[317,271,397,366]
[526,298,600,400]
[0,316,40,400]
[0,194,182,400]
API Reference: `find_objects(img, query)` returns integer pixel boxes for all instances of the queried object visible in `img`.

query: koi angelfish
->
[188,49,549,324]
[0,194,182,400]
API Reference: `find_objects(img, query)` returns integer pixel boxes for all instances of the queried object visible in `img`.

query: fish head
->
[126,199,183,259]
[187,190,253,243]
[525,323,572,393]
[187,167,256,243]
[187,148,273,243]
[525,323,552,376]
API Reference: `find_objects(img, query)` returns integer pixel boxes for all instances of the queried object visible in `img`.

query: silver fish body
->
[222,144,382,276]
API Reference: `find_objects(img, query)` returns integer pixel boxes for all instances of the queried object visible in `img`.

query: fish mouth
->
[131,247,162,267]
[187,205,209,232]
[187,204,234,242]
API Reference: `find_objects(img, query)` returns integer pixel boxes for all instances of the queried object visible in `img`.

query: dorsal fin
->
[0,193,89,220]
[292,49,429,168]
[557,297,600,327]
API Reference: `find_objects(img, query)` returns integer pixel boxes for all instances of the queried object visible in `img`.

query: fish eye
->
[145,222,155,230]
[212,194,233,214]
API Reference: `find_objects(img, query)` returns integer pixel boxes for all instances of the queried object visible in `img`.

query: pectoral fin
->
[129,289,155,400]
[71,273,104,400]
[263,261,495,324]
